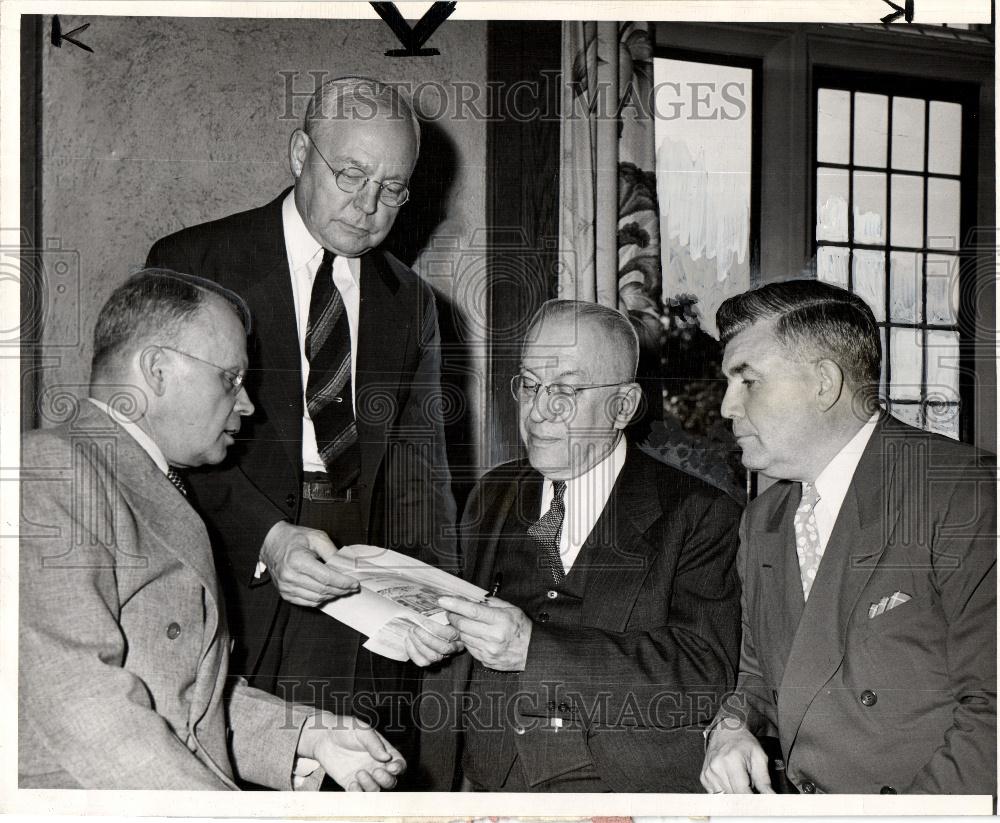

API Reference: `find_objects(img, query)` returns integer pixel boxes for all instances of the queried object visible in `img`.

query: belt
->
[301,475,360,502]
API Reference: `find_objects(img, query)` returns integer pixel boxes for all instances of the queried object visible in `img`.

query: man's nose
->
[720,384,740,420]
[353,180,381,215]
[234,385,254,416]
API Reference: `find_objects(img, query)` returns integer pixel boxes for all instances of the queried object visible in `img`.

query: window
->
[813,68,976,440]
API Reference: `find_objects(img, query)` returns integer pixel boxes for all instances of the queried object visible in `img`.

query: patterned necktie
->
[167,467,188,497]
[528,480,567,583]
[794,482,822,600]
[305,249,361,490]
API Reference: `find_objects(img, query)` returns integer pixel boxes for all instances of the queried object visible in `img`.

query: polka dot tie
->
[794,482,822,600]
[527,480,567,584]
[167,467,188,498]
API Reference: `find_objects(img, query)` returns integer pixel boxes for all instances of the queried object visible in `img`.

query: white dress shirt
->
[810,412,880,558]
[282,192,361,475]
[538,435,628,574]
[87,397,169,476]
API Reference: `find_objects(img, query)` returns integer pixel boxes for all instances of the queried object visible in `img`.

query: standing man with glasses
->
[423,299,742,791]
[146,76,459,787]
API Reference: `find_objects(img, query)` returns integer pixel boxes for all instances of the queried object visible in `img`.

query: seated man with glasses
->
[423,299,743,792]
[146,76,458,787]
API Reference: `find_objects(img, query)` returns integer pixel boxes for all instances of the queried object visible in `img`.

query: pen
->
[486,572,503,599]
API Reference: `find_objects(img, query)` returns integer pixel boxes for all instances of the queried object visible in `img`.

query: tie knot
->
[799,482,820,510]
[552,480,567,500]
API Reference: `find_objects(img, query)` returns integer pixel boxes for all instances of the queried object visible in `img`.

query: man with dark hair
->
[20,269,405,790]
[701,279,996,795]
[425,299,742,792]
[146,76,459,781]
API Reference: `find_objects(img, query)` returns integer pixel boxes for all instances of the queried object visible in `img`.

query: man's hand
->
[404,616,465,667]
[438,595,531,671]
[261,521,360,607]
[297,712,405,791]
[700,718,774,794]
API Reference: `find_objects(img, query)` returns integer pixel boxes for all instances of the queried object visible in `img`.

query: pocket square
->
[868,591,911,619]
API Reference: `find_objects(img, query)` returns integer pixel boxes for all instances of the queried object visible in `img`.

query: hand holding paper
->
[438,595,532,671]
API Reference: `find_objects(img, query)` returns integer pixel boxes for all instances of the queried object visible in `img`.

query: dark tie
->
[528,480,567,583]
[167,467,188,497]
[305,250,361,490]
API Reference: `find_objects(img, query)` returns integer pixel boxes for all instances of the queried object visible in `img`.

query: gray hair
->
[91,268,251,382]
[304,75,421,153]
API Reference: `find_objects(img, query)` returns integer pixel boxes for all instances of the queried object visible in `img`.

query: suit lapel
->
[580,450,662,632]
[468,462,533,589]
[778,418,900,755]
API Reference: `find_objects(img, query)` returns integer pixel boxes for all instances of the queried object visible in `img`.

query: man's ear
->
[612,383,643,430]
[289,128,308,179]
[138,346,168,397]
[815,358,845,412]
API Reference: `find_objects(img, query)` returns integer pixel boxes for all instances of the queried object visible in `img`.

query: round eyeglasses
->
[160,346,246,394]
[510,374,627,402]
[304,133,410,208]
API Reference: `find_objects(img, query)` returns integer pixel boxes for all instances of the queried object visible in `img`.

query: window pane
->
[925,253,960,325]
[890,327,922,399]
[925,329,961,404]
[924,402,960,440]
[890,174,924,248]
[889,251,921,323]
[852,250,886,321]
[817,245,849,287]
[879,326,888,401]
[853,171,886,244]
[926,177,961,250]
[853,93,888,168]
[928,101,962,175]
[817,89,850,164]
[891,402,922,429]
[891,97,925,172]
[816,168,849,242]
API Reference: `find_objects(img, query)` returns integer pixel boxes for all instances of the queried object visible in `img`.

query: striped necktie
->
[528,480,567,583]
[305,250,361,490]
[794,482,822,600]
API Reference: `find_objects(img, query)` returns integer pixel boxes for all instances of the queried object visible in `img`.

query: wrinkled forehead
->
[722,318,793,372]
[179,296,249,364]
[521,316,603,372]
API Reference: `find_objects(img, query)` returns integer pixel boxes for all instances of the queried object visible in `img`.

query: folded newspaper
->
[320,544,489,662]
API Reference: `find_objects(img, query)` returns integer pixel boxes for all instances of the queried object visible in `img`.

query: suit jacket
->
[146,191,458,675]
[422,446,742,791]
[18,400,320,789]
[725,413,997,794]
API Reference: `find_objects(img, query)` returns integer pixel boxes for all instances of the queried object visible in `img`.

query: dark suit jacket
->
[19,401,320,789]
[422,446,742,791]
[147,191,457,676]
[724,414,996,794]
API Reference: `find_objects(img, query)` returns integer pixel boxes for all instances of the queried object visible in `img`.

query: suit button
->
[514,725,526,735]
[166,622,182,640]
[860,689,878,707]
[801,780,816,793]
[557,702,569,713]
[537,612,549,623]
[880,785,896,794]
[546,590,558,599]
[285,494,296,508]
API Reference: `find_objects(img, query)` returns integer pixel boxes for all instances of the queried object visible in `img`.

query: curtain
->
[558,21,661,344]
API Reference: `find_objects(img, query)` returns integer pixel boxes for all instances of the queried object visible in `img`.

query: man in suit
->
[428,299,742,792]
[19,269,406,790]
[700,279,996,795]
[146,77,459,778]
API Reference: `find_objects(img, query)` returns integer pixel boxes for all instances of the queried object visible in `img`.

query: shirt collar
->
[282,190,324,275]
[87,397,170,476]
[813,412,880,504]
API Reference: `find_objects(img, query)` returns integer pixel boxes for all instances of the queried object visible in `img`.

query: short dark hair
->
[91,268,251,381]
[716,279,881,389]
[525,299,640,381]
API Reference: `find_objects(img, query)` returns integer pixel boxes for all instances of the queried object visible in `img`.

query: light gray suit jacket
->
[19,400,320,790]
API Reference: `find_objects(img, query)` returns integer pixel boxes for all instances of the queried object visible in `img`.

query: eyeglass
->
[304,133,410,207]
[510,374,627,402]
[160,346,246,394]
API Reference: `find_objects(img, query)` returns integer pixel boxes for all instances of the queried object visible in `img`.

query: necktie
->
[794,482,822,600]
[167,467,188,497]
[528,480,567,583]
[305,250,361,490]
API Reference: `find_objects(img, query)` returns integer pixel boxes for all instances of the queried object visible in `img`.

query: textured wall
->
[37,14,488,466]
